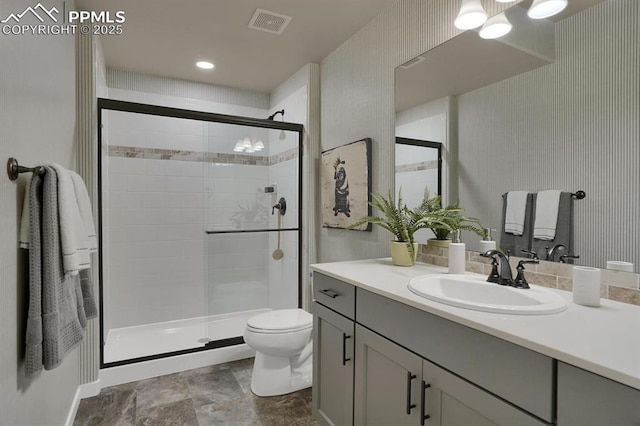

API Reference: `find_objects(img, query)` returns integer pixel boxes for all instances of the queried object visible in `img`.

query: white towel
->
[504,191,529,236]
[69,171,97,252]
[45,162,91,275]
[19,178,31,249]
[533,190,562,241]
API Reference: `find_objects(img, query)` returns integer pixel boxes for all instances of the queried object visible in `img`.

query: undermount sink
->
[408,274,567,315]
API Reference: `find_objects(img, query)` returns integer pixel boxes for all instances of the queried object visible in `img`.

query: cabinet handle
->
[319,288,339,298]
[420,380,431,425]
[406,372,417,414]
[342,334,351,365]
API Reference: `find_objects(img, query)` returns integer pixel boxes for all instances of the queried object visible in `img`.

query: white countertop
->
[310,258,640,391]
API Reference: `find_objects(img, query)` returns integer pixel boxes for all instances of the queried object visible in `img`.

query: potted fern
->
[423,194,485,248]
[347,190,454,266]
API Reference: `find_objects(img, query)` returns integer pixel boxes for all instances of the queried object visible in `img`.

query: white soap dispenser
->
[479,228,497,252]
[448,229,466,274]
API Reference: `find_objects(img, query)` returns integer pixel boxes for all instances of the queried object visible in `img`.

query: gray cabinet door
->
[557,362,640,426]
[313,302,355,426]
[422,358,548,426]
[354,325,423,426]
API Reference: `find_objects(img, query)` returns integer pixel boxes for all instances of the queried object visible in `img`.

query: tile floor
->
[73,358,316,425]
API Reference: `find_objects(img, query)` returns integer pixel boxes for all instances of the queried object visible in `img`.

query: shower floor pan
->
[104,308,270,364]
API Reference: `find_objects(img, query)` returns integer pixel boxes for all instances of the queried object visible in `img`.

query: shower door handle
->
[342,333,351,365]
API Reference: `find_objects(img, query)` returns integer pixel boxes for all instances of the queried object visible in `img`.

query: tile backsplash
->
[418,245,640,306]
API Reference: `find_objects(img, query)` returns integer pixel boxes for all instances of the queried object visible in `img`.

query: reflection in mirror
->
[395,137,442,243]
[395,0,638,271]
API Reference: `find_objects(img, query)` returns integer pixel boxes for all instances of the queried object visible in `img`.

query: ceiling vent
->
[248,8,292,35]
[399,56,426,69]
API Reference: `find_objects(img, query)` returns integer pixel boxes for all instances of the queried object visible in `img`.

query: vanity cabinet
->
[355,324,547,426]
[312,274,356,426]
[557,362,640,426]
[312,273,552,425]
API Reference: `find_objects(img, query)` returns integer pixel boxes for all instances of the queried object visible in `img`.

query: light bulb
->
[527,0,568,19]
[479,12,512,39]
[254,141,264,151]
[242,137,252,148]
[233,140,244,152]
[196,61,214,70]
[454,0,487,30]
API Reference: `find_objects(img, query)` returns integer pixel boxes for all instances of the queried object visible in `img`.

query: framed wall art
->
[321,138,372,230]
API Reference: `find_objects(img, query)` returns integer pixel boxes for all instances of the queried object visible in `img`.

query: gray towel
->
[530,192,574,261]
[25,166,89,376]
[499,193,534,257]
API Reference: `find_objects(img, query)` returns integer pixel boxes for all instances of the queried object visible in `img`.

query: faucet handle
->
[520,249,538,260]
[513,260,539,289]
[486,257,501,284]
[559,254,580,263]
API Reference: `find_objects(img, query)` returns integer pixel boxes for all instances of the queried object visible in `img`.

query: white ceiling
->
[75,0,399,93]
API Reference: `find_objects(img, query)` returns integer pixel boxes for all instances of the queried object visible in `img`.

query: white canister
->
[606,261,634,272]
[572,266,601,307]
[448,243,466,274]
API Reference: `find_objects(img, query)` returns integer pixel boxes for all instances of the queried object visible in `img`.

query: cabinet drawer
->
[557,362,640,426]
[357,289,554,423]
[313,273,356,320]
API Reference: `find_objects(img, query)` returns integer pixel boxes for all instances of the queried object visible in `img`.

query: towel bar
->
[501,190,586,200]
[6,157,46,181]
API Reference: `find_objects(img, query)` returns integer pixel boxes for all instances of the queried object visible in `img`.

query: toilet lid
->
[247,309,312,332]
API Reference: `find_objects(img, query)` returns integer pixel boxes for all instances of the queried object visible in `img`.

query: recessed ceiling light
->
[196,61,214,70]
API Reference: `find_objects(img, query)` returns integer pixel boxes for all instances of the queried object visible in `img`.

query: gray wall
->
[319,0,512,262]
[458,0,640,268]
[0,0,81,424]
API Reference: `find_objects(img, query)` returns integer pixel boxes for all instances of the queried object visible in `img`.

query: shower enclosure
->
[98,99,303,367]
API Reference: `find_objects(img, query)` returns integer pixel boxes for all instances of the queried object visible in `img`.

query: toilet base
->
[250,351,312,397]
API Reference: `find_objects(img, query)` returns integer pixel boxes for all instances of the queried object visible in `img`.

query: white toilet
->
[243,308,313,397]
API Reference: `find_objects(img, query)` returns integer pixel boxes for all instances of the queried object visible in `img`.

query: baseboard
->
[64,380,100,426]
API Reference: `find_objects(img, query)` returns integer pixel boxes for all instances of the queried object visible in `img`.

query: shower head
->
[268,109,285,120]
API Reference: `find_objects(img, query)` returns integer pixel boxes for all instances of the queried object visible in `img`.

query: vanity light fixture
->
[454,0,488,30]
[479,11,512,39]
[196,61,215,70]
[527,0,568,19]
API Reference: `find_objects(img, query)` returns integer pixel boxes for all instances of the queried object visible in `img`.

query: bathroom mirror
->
[395,0,639,271]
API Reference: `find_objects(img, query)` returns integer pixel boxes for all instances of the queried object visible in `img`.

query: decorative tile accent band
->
[107,145,298,166]
[417,245,640,306]
[395,160,439,174]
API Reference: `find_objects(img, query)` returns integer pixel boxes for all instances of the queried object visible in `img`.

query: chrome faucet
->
[481,250,514,286]
[546,244,567,261]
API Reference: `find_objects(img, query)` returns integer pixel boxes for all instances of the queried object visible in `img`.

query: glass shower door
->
[203,123,302,344]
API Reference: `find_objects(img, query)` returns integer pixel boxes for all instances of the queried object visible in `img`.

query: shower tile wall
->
[103,112,302,332]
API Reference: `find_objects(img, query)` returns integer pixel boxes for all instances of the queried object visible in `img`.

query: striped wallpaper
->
[107,69,270,109]
[319,0,513,262]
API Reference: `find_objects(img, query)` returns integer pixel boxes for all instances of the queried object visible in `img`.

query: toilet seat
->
[247,308,312,334]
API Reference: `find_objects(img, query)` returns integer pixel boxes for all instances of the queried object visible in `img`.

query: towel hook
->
[7,157,46,181]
